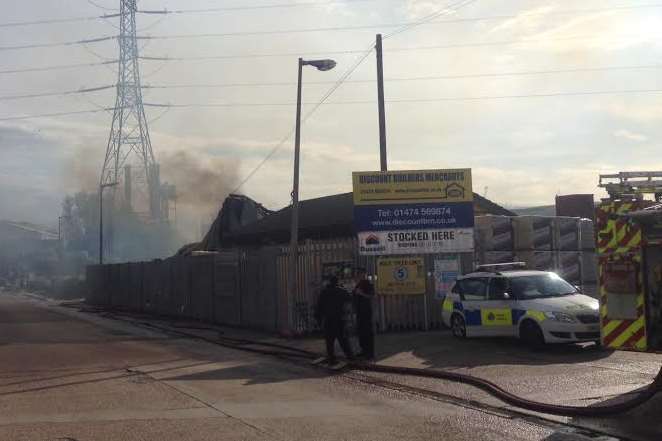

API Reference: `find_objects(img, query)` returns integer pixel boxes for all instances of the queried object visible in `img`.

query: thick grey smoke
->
[160,150,241,240]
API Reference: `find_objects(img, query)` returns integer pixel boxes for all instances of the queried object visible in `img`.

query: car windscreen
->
[509,274,577,300]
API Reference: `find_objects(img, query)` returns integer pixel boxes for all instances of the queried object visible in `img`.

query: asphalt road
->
[0,291,658,441]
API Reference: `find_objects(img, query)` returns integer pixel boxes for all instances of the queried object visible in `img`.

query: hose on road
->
[81,306,662,418]
[351,361,662,417]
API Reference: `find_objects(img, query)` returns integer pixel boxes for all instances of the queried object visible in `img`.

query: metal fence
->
[277,239,474,334]
[87,239,475,334]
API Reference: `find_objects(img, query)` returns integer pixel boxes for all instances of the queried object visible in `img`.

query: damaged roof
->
[224,191,516,246]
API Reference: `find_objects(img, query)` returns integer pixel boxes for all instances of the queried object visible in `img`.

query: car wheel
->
[520,320,545,349]
[451,314,466,339]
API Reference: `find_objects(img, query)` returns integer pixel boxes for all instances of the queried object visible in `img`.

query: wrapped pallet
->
[516,251,556,272]
[476,251,516,267]
[554,217,580,251]
[557,251,581,284]
[580,251,598,283]
[475,216,513,252]
[579,219,596,251]
[513,216,554,251]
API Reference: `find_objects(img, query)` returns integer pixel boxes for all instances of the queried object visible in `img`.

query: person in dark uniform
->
[353,268,375,360]
[315,275,354,364]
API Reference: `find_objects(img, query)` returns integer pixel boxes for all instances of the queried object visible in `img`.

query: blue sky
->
[2,0,662,228]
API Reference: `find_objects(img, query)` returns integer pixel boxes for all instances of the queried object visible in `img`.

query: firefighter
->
[353,267,375,360]
[315,275,354,364]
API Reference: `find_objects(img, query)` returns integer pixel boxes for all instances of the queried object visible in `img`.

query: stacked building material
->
[474,215,597,296]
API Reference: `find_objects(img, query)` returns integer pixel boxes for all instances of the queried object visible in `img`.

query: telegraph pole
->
[376,34,388,172]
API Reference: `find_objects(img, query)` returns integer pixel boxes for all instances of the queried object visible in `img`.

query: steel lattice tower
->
[100,0,160,219]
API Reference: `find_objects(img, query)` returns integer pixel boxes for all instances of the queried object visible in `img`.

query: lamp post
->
[288,58,336,331]
[99,182,118,265]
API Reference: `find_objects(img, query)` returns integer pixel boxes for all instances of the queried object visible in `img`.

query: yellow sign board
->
[377,257,426,295]
[353,169,473,206]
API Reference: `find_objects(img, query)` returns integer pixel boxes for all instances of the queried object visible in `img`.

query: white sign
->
[358,229,474,255]
[434,257,460,299]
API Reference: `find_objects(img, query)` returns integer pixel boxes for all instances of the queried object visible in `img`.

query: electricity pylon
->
[100,0,161,220]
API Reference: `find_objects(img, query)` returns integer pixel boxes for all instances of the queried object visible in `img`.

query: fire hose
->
[79,307,662,418]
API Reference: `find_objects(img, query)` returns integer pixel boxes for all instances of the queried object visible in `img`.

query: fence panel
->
[156,259,174,316]
[128,262,144,312]
[241,248,279,331]
[85,265,104,305]
[170,257,191,317]
[142,261,160,314]
[213,253,240,325]
[190,255,214,322]
[112,263,131,309]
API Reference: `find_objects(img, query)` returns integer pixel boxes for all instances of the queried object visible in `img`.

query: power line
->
[139,49,366,62]
[86,0,117,12]
[384,0,478,40]
[0,60,117,75]
[2,1,660,32]
[137,0,398,15]
[3,2,660,52]
[0,108,115,122]
[0,13,120,28]
[141,88,662,109]
[0,0,399,28]
[0,85,115,102]
[138,64,662,89]
[0,35,116,52]
[3,1,660,28]
[137,32,648,65]
[6,87,662,122]
[135,3,662,40]
[231,44,375,192]
[4,63,658,101]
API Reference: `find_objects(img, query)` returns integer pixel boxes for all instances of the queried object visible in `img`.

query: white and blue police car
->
[441,263,601,346]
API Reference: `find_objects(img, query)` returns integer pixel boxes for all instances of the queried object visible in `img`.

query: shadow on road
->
[161,361,327,386]
[369,330,612,370]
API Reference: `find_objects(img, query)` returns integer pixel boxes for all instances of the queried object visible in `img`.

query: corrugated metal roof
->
[225,192,516,246]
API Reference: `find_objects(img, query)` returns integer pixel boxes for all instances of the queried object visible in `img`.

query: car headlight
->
[543,311,577,323]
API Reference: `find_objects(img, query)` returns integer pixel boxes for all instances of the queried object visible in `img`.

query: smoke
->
[61,144,101,193]
[160,150,240,240]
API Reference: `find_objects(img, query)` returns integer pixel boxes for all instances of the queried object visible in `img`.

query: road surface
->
[0,291,657,440]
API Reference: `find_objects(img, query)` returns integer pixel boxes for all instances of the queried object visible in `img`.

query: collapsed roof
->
[180,191,516,253]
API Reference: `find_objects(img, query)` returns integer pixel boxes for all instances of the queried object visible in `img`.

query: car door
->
[480,277,518,337]
[456,277,489,337]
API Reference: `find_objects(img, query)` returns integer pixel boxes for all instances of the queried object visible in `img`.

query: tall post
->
[288,58,304,332]
[376,34,388,172]
[99,186,104,265]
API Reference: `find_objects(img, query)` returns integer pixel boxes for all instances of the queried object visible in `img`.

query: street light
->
[288,58,337,331]
[99,182,118,265]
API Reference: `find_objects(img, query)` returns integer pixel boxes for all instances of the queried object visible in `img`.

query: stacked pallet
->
[475,216,597,296]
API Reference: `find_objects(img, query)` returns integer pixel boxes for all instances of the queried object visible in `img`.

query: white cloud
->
[613,129,648,142]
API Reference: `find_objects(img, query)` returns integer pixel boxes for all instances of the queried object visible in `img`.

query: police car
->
[441,263,601,346]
